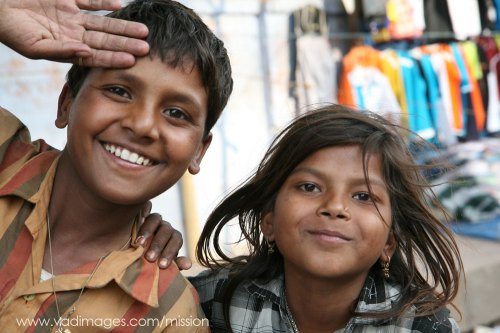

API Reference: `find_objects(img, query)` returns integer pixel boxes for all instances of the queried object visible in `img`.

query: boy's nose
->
[120,105,160,140]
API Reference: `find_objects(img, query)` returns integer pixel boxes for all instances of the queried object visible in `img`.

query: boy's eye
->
[353,192,373,202]
[107,86,130,98]
[298,182,320,193]
[163,108,189,120]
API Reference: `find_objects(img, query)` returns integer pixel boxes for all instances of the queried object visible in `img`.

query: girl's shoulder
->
[405,308,460,333]
[353,276,460,332]
[188,266,241,304]
[189,266,232,290]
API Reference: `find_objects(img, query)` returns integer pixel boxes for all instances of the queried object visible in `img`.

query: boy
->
[0,0,233,332]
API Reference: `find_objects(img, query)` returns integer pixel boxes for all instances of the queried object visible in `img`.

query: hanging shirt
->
[414,50,453,146]
[338,45,401,123]
[398,50,436,140]
[446,0,482,40]
[439,44,466,136]
[487,54,500,132]
[386,0,425,39]
[292,34,341,110]
[460,42,486,133]
[380,49,409,125]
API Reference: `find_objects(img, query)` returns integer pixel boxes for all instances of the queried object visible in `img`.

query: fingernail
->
[135,236,145,246]
[159,259,169,268]
[146,251,156,260]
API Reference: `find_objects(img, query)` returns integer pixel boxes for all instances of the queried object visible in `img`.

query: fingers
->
[136,212,162,246]
[78,51,137,67]
[175,256,193,271]
[28,40,92,61]
[82,28,149,55]
[141,201,153,220]
[82,11,149,39]
[76,0,122,11]
[155,228,184,269]
[136,213,185,269]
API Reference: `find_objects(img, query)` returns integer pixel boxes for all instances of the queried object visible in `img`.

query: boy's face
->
[56,56,211,205]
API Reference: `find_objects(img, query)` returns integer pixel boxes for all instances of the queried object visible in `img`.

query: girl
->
[190,104,462,333]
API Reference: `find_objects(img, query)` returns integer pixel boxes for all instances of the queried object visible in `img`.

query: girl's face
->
[261,145,395,284]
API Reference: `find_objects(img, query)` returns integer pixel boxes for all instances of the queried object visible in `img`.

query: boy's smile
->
[55,56,211,205]
[103,143,154,166]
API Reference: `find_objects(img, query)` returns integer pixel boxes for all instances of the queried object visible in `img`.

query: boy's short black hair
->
[66,0,233,136]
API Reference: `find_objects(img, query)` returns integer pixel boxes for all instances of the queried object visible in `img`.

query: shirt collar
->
[244,272,400,325]
[244,274,284,306]
[350,273,402,325]
[82,220,163,308]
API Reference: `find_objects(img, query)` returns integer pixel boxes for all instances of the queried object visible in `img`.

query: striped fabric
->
[0,107,208,332]
[190,267,460,333]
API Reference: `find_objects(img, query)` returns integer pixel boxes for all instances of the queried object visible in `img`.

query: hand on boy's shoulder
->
[136,201,193,271]
[0,0,149,67]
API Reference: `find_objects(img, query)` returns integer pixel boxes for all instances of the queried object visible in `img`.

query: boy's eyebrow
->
[291,167,387,190]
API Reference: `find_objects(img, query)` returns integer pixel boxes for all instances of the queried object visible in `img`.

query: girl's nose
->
[317,196,351,220]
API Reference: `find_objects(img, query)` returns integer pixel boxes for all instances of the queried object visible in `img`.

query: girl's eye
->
[353,192,373,202]
[164,108,189,120]
[107,86,130,98]
[298,182,320,193]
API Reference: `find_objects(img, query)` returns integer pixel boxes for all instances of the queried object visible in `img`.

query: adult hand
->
[136,201,193,270]
[0,0,149,67]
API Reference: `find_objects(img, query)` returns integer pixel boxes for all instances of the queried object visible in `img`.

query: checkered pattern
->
[190,267,460,333]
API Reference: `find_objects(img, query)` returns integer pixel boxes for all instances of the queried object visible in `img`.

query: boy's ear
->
[380,231,396,261]
[188,132,213,175]
[55,83,73,129]
[260,211,275,242]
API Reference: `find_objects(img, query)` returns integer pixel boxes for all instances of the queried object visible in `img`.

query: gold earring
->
[381,256,390,278]
[266,239,275,255]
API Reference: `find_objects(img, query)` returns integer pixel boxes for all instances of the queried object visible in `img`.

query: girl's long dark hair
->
[196,104,462,330]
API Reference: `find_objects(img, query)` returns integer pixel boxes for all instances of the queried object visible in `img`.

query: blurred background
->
[1,1,500,331]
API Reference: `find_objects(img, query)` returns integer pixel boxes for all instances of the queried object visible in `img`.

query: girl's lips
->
[308,230,352,242]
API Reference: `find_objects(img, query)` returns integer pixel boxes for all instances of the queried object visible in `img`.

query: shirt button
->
[23,294,36,301]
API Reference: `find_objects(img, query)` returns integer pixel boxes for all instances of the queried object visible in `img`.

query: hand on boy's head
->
[0,0,149,68]
[135,203,192,270]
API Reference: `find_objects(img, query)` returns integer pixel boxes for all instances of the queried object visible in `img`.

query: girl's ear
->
[260,211,275,242]
[55,83,72,129]
[380,231,397,261]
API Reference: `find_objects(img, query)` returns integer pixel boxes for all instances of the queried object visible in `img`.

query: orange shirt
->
[338,45,384,107]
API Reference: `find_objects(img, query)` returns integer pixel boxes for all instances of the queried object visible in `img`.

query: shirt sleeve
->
[0,107,34,184]
[410,308,461,333]
[188,268,230,323]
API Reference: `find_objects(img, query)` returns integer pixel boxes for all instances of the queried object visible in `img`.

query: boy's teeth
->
[104,144,152,166]
[129,153,139,163]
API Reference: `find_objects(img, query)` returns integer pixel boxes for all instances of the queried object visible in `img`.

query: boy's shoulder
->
[116,257,204,318]
[118,256,196,306]
[0,106,59,199]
